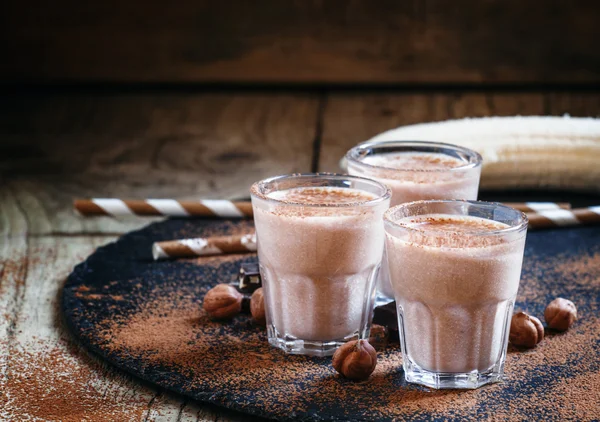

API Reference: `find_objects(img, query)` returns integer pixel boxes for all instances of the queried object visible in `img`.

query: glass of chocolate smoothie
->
[346,141,483,303]
[384,200,528,389]
[251,174,391,356]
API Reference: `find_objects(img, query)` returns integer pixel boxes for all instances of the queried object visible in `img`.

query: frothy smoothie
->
[252,184,389,354]
[386,214,525,373]
[352,152,479,207]
[347,146,483,301]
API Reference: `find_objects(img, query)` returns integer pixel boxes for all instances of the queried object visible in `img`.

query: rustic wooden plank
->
[545,93,600,116]
[0,91,317,419]
[0,235,155,420]
[0,186,28,238]
[1,1,599,84]
[0,189,28,389]
[0,93,320,235]
[0,233,259,421]
[318,91,598,172]
[147,392,263,421]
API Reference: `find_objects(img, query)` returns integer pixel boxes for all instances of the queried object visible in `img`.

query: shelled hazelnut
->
[332,340,377,381]
[545,298,577,331]
[250,288,266,326]
[509,312,544,348]
[203,284,244,319]
[368,324,389,351]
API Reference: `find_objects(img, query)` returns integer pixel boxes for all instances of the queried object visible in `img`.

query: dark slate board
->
[62,218,600,421]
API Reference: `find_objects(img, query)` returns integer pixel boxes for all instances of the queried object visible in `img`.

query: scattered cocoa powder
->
[74,292,125,301]
[0,258,28,293]
[0,244,161,421]
[90,287,599,421]
[0,340,153,421]
[555,251,600,286]
[63,219,600,420]
[546,371,600,420]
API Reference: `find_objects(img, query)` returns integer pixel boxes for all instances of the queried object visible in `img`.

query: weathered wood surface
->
[0,90,599,420]
[2,92,598,235]
[1,1,599,84]
[0,232,261,421]
[0,92,320,235]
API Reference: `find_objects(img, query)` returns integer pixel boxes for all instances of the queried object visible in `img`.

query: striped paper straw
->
[504,202,571,213]
[74,199,253,218]
[152,233,257,260]
[75,199,571,219]
[149,206,599,260]
[527,206,600,230]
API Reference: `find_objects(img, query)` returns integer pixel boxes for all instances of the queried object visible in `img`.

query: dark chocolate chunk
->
[241,295,251,314]
[373,301,399,343]
[238,262,261,291]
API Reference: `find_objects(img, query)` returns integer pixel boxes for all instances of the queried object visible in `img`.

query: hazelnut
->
[250,287,266,326]
[545,298,577,331]
[332,339,377,380]
[203,284,243,319]
[368,324,389,351]
[509,312,544,348]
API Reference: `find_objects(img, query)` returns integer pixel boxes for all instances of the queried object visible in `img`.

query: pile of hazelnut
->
[202,275,381,380]
[202,265,578,381]
[203,283,266,325]
[509,297,578,348]
[202,283,379,380]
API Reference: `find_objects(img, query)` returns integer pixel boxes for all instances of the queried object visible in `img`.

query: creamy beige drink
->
[384,200,527,389]
[357,152,479,206]
[346,141,483,302]
[251,175,390,356]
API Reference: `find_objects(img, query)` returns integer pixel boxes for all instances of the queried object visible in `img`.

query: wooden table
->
[1,89,599,420]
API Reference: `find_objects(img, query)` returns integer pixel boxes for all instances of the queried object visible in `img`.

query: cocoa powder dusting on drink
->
[270,187,377,205]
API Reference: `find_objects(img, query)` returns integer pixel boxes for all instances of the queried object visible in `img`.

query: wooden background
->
[1,1,600,420]
[1,0,599,84]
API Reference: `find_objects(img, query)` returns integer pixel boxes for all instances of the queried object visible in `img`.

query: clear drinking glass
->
[346,140,483,303]
[384,200,528,389]
[251,173,391,357]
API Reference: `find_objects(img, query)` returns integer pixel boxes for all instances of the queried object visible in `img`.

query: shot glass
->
[250,173,391,357]
[384,200,528,389]
[346,140,483,303]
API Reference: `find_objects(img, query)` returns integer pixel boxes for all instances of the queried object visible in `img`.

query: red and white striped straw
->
[152,233,257,260]
[74,199,253,218]
[526,206,600,230]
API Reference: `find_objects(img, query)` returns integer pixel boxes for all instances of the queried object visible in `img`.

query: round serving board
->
[63,218,600,421]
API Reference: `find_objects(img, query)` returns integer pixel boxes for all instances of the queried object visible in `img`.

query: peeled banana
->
[342,116,600,192]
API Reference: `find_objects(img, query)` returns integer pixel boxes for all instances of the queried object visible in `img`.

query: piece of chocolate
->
[373,301,399,343]
[238,262,261,291]
[241,295,251,314]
